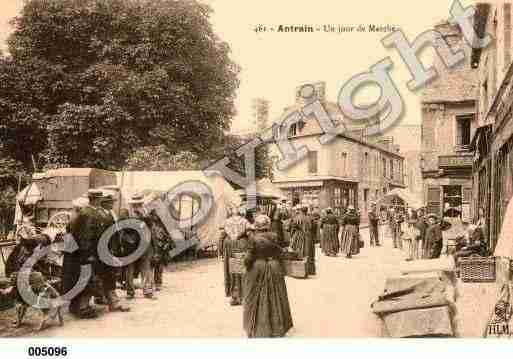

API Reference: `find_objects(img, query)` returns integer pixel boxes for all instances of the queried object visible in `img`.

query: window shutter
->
[308,151,318,173]
[427,187,441,215]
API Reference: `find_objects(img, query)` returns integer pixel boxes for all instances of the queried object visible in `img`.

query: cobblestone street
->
[30,227,405,338]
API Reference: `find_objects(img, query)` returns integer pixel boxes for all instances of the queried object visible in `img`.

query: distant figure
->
[320,208,339,256]
[425,213,443,259]
[368,202,380,247]
[243,215,293,338]
[289,205,316,275]
[223,207,251,306]
[339,205,360,258]
[414,208,428,259]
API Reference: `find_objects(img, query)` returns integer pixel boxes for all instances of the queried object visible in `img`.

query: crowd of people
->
[219,199,491,338]
[4,190,491,335]
[5,189,175,323]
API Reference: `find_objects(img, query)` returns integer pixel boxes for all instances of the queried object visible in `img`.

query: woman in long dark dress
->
[320,208,339,256]
[339,205,360,258]
[243,214,293,338]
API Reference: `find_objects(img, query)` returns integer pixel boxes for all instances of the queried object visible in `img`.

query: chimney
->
[295,81,326,105]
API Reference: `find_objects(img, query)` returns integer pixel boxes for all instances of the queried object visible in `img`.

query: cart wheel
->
[47,211,72,232]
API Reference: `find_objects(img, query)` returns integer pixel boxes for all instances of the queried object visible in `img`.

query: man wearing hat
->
[368,202,380,247]
[125,194,156,300]
[425,213,443,259]
[65,189,106,318]
[94,193,130,312]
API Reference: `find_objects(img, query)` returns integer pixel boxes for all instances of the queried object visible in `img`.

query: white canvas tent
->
[114,171,241,249]
[377,188,423,210]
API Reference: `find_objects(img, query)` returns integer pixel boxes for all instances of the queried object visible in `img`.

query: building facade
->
[269,82,405,220]
[471,2,513,251]
[420,21,479,220]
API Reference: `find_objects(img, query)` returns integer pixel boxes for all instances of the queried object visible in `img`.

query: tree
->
[125,146,200,171]
[2,0,240,170]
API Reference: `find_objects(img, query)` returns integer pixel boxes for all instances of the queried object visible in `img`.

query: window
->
[364,189,369,212]
[308,151,318,174]
[427,187,441,216]
[341,152,348,176]
[288,123,297,137]
[382,158,387,178]
[334,187,341,208]
[456,114,473,148]
[390,159,394,179]
[364,152,369,175]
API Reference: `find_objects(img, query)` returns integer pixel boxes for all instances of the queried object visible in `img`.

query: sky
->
[0,0,477,153]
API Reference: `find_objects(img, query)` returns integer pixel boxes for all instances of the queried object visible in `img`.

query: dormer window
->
[288,123,297,137]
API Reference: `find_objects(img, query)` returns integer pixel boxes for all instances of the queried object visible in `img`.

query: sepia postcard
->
[0,0,513,356]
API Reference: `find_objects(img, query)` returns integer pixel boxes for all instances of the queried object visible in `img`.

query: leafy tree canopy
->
[1,0,240,170]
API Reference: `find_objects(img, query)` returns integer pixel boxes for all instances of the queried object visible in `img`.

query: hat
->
[128,194,145,205]
[87,189,103,199]
[254,215,271,230]
[281,199,287,203]
[347,205,355,211]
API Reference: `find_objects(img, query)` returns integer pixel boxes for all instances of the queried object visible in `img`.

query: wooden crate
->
[383,306,453,338]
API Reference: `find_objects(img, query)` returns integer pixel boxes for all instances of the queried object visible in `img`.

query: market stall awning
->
[236,178,287,200]
[377,188,423,210]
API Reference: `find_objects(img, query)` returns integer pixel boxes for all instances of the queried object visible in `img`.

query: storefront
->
[274,178,358,211]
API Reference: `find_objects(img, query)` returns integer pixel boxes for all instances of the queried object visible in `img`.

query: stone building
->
[268,82,405,220]
[471,2,513,251]
[420,21,479,219]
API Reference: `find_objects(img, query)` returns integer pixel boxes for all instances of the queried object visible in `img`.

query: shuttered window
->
[308,151,318,174]
[427,187,441,215]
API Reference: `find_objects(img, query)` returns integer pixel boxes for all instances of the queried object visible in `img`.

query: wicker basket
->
[284,259,308,279]
[458,255,496,283]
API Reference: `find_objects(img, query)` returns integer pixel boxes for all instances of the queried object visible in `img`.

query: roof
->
[236,178,287,199]
[33,168,114,179]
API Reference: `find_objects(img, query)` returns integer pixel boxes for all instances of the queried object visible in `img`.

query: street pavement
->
[34,226,406,338]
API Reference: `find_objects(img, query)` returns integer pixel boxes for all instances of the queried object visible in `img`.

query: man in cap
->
[368,202,380,247]
[415,207,428,259]
[425,213,443,259]
[66,189,105,318]
[94,193,130,312]
[125,194,156,300]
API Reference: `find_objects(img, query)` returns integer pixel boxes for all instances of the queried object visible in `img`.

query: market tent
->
[114,171,241,249]
[377,188,423,210]
[16,183,42,206]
